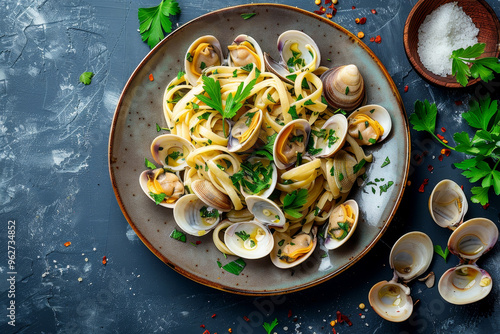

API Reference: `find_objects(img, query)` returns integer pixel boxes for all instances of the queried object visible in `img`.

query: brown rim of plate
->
[403,0,500,88]
[108,3,411,296]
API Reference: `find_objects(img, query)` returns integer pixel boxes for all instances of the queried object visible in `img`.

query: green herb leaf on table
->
[283,189,308,218]
[263,318,278,334]
[138,0,181,49]
[79,72,94,85]
[450,43,500,87]
[434,245,449,262]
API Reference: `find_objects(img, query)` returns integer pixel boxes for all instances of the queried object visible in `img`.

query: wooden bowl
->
[404,0,500,88]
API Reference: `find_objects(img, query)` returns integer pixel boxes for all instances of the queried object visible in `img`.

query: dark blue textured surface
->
[1,0,499,333]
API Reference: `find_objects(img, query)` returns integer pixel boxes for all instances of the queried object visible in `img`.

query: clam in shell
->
[321,65,366,112]
[347,104,392,145]
[151,134,195,171]
[368,280,413,322]
[224,221,274,259]
[227,34,265,72]
[324,199,359,250]
[139,168,184,208]
[270,227,317,269]
[438,265,493,305]
[273,119,311,169]
[429,179,468,230]
[228,109,263,153]
[185,35,223,85]
[389,232,434,282]
[173,194,221,236]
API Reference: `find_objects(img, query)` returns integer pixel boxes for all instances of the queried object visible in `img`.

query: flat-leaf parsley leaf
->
[138,0,181,49]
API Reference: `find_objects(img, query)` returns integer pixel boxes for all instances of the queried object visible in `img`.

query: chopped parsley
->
[149,192,166,205]
[169,229,186,242]
[381,156,391,168]
[235,230,251,241]
[200,206,219,219]
[222,258,246,275]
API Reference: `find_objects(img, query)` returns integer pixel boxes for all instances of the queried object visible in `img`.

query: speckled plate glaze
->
[109,4,410,295]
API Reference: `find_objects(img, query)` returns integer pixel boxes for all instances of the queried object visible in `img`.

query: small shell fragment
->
[418,271,435,288]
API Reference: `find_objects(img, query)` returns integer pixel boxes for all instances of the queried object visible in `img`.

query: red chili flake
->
[444,149,451,157]
[326,12,333,19]
[332,7,337,15]
[293,317,298,322]
[336,311,343,323]
[441,127,446,132]
[329,4,334,9]
[352,6,356,10]
[211,314,216,318]
[428,165,434,172]
[102,256,107,265]
[371,9,377,14]
[196,240,202,245]
[370,37,375,42]
[438,155,443,161]
[314,10,324,15]
[414,153,422,163]
[325,0,332,4]
[288,309,293,318]
[243,316,249,322]
[203,330,210,334]
[418,179,429,193]
[359,17,367,24]
[149,73,154,81]
[342,314,352,326]
[404,85,409,93]
[374,35,382,43]
[461,185,464,190]
[320,6,326,13]
[64,241,71,247]
[332,327,337,334]
[200,325,206,328]
[436,134,445,140]
[483,203,490,210]
[455,100,463,106]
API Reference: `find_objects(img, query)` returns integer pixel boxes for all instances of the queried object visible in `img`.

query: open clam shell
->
[347,104,392,145]
[228,109,263,153]
[273,119,311,169]
[321,65,366,112]
[312,114,348,158]
[429,179,468,230]
[368,280,413,322]
[227,34,265,72]
[151,134,194,171]
[270,227,317,269]
[173,194,221,236]
[246,196,286,227]
[324,199,359,250]
[191,179,232,212]
[139,168,184,208]
[389,231,433,282]
[184,35,224,85]
[438,264,493,305]
[277,30,321,73]
[224,221,274,259]
[447,218,498,262]
[332,150,359,193]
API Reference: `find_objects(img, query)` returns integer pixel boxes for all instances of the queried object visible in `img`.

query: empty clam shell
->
[224,221,274,259]
[389,231,433,282]
[311,114,348,158]
[173,194,221,236]
[438,265,493,305]
[368,281,413,322]
[246,196,286,227]
[447,218,498,262]
[277,30,321,73]
[151,134,194,171]
[429,179,468,229]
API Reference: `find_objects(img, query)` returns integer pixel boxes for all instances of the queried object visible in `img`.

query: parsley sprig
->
[283,189,308,218]
[263,318,278,334]
[409,95,500,205]
[434,245,449,262]
[138,0,181,49]
[195,75,257,133]
[450,43,500,87]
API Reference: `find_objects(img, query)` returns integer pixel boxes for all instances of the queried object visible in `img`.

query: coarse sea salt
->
[417,2,479,77]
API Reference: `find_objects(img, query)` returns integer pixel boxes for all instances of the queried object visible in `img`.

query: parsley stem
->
[429,132,456,151]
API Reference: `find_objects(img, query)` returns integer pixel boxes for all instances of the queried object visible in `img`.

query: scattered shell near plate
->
[429,179,468,230]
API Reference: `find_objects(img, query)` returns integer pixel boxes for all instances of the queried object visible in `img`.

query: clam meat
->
[324,199,359,250]
[185,35,223,85]
[139,168,184,208]
[228,109,263,152]
[347,104,392,145]
[270,227,317,268]
[228,35,265,71]
[273,119,311,169]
